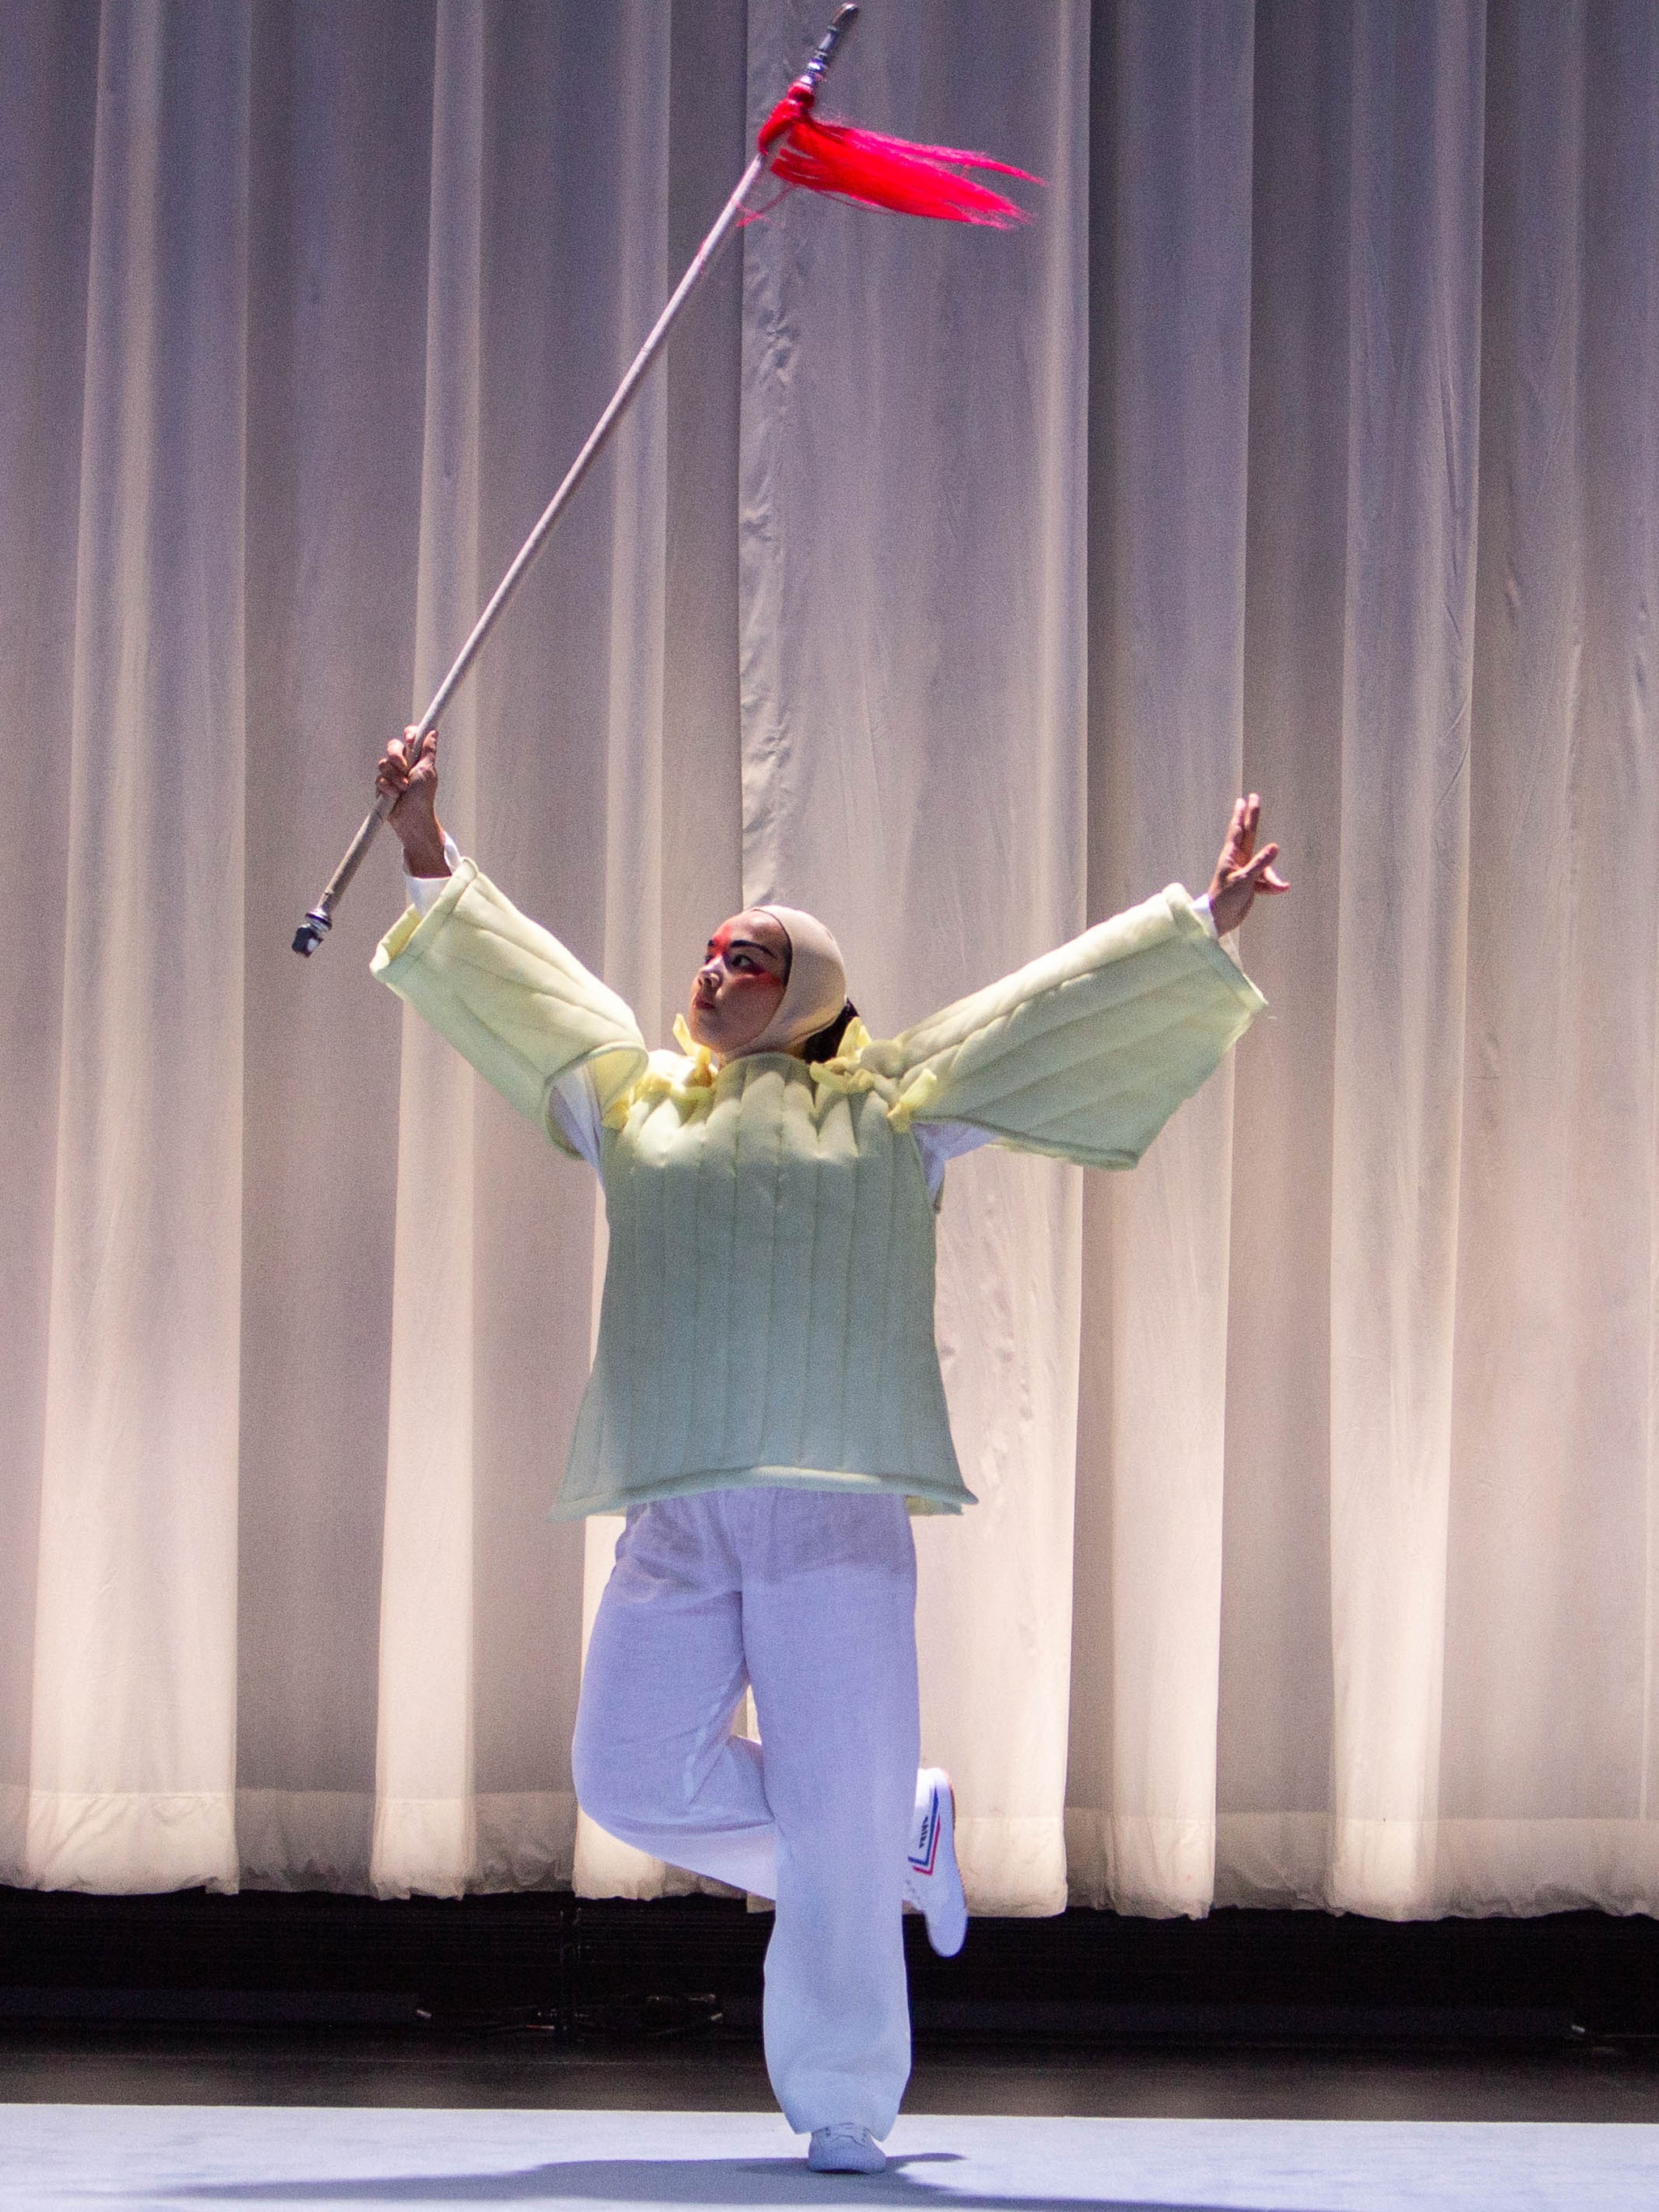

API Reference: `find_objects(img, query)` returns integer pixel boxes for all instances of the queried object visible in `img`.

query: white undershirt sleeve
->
[547,1067,604,1172]
[1192,890,1243,967]
[913,1119,992,1202]
[406,833,463,916]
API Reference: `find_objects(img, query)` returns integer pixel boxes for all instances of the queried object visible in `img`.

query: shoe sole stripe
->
[906,1784,953,1878]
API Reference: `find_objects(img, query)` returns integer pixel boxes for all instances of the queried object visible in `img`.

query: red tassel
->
[757,85,1036,228]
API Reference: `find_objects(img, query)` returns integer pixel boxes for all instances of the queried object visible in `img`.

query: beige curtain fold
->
[1321,0,1486,1919]
[234,0,439,1897]
[20,0,250,1894]
[1222,0,1488,1917]
[1439,0,1659,1915]
[1211,0,1659,1919]
[369,0,486,1902]
[0,0,99,1881]
[1068,0,1256,1918]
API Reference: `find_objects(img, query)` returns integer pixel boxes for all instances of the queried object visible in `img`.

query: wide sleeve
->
[371,859,649,1154]
[863,884,1266,1171]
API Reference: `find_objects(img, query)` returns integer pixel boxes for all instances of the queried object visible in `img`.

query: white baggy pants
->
[572,1489,919,2137]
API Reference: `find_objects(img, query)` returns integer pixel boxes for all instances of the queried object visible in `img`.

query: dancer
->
[372,726,1285,2170]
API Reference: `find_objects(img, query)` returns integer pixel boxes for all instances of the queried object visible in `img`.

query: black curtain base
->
[2,1889,1658,2045]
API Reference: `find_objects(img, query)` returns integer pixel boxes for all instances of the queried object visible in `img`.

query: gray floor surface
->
[2,2102,1657,2211]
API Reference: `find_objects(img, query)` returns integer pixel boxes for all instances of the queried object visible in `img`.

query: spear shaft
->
[293,3,858,956]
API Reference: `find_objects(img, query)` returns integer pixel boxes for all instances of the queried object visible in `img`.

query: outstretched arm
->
[1206,792,1289,936]
[369,732,646,1155]
[868,889,1265,1172]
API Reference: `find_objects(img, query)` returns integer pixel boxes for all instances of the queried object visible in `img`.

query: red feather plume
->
[757,84,1037,228]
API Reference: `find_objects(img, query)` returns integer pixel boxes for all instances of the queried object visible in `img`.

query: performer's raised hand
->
[1207,792,1288,935]
[376,724,450,879]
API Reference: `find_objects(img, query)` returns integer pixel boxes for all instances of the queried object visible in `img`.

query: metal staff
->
[292,3,859,956]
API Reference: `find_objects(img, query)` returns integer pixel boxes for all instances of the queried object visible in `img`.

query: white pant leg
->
[734,1490,919,2141]
[571,1497,776,1897]
[574,1488,920,2140]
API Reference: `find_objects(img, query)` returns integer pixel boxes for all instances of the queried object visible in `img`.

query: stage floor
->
[2,2102,1656,2210]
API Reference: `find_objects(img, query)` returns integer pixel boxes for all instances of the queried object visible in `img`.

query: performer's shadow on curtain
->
[177,2151,1234,2210]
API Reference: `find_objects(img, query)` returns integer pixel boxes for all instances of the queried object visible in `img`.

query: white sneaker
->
[904,1766,966,1957]
[807,2124,886,2174]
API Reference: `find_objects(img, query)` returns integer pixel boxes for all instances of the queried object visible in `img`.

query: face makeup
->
[688,914,789,1053]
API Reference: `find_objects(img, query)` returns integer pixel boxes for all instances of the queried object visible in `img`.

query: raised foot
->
[904,1766,967,1958]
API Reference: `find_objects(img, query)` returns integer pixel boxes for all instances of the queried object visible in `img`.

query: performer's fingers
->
[1243,847,1290,893]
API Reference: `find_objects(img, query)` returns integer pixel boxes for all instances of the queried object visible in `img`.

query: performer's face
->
[688,910,791,1055]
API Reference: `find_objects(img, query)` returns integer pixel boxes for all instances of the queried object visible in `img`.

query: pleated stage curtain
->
[0,0,1656,1921]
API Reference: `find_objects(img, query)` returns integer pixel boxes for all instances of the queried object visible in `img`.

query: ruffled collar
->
[663,1012,878,1081]
[622,1014,931,1129]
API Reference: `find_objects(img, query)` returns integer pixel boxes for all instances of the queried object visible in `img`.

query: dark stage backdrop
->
[1,0,1656,1922]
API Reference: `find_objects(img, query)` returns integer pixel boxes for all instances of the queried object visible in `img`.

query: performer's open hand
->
[376,724,450,878]
[1207,792,1288,935]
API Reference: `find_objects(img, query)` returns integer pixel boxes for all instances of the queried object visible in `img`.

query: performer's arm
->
[369,727,646,1155]
[904,878,1257,1197]
[408,835,461,916]
[403,838,606,1168]
[868,796,1286,1173]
